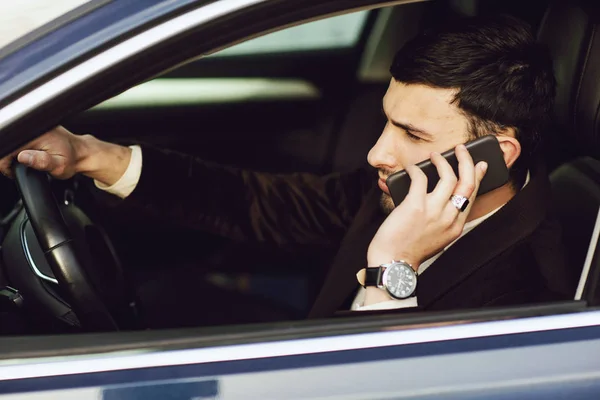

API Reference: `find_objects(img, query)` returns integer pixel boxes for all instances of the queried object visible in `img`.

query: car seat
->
[538,0,600,305]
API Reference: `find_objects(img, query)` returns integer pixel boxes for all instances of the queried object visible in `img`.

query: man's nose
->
[367,128,398,171]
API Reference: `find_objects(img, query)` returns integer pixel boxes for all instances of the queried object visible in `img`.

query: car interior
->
[0,0,599,335]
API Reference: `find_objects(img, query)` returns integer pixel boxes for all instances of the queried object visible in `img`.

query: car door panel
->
[0,306,597,399]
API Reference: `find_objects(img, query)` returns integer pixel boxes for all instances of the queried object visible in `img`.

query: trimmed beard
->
[380,193,395,215]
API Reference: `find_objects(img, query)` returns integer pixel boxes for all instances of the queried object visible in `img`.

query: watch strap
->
[365,267,383,287]
[356,267,384,288]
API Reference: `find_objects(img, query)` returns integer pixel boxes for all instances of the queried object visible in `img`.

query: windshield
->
[0,1,90,49]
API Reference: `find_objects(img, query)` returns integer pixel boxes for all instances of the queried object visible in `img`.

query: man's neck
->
[467,183,517,222]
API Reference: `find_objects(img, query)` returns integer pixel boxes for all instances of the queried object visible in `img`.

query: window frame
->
[0,0,597,388]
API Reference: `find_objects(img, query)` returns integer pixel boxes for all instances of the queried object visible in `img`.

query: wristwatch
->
[356,260,417,299]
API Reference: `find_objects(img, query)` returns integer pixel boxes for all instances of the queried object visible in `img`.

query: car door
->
[0,0,599,399]
[0,304,599,399]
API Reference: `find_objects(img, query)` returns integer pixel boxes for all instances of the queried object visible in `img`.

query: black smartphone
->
[386,135,509,206]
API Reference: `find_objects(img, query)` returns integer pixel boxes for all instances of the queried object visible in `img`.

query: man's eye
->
[405,131,422,142]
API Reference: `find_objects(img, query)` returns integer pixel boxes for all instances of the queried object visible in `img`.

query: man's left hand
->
[367,144,488,271]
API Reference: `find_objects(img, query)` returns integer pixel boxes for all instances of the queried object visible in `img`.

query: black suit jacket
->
[117,145,575,318]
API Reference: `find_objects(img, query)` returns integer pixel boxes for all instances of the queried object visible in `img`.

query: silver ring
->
[450,194,469,212]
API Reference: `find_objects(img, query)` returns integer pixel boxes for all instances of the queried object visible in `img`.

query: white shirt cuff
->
[351,286,419,311]
[94,145,142,199]
[354,296,418,311]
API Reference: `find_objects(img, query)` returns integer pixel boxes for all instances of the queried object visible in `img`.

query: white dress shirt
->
[95,145,529,312]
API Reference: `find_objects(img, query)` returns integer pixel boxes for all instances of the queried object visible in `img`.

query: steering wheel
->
[13,163,126,331]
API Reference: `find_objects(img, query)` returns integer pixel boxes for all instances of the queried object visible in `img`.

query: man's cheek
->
[396,146,432,169]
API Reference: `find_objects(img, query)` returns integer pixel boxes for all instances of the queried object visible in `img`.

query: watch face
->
[383,263,417,299]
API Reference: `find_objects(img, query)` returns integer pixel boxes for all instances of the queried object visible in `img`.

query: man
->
[0,15,574,323]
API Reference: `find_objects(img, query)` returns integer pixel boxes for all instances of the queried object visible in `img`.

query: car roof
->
[0,0,207,109]
[0,1,89,49]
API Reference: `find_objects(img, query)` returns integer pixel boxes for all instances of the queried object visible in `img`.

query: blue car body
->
[0,1,599,398]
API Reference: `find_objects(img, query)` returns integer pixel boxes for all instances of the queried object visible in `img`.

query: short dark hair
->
[390,15,556,187]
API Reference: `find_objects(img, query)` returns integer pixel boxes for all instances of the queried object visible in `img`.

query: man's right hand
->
[0,126,83,180]
[0,126,132,186]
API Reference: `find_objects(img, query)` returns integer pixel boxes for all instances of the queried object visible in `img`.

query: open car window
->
[0,0,598,397]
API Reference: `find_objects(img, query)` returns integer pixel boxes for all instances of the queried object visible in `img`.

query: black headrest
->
[538,0,600,160]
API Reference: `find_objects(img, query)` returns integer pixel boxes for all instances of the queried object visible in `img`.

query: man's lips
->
[378,177,390,195]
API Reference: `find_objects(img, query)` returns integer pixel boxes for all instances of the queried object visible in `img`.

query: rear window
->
[211,11,370,57]
[0,1,89,49]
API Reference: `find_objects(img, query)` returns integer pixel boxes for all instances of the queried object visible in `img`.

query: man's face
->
[367,80,471,213]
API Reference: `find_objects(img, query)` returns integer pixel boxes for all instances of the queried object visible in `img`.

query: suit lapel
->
[417,162,551,307]
[308,187,384,318]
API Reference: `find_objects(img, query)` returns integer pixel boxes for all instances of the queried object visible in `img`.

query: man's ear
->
[496,129,521,169]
